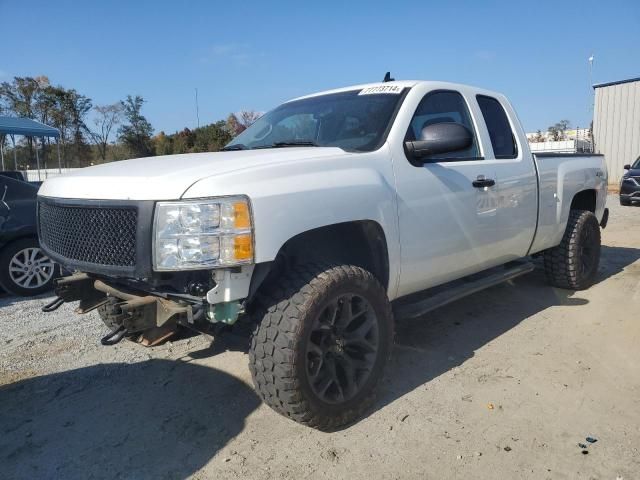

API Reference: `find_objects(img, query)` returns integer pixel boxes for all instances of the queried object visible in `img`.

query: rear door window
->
[476,95,518,159]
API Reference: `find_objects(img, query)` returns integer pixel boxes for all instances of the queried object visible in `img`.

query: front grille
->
[39,201,138,267]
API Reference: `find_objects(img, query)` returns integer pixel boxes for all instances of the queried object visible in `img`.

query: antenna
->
[383,72,394,82]
[195,88,200,128]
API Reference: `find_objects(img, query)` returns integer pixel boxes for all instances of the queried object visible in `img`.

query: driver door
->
[394,90,502,297]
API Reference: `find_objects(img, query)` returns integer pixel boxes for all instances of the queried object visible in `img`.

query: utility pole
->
[588,54,595,109]
[195,88,200,129]
[588,54,595,153]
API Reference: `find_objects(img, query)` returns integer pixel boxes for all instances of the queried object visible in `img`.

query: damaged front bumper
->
[44,273,198,346]
[42,264,260,346]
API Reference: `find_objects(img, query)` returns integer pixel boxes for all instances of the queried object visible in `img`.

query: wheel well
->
[274,221,390,290]
[570,189,596,212]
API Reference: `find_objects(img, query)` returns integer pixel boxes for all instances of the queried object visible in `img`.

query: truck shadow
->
[598,245,640,284]
[379,268,585,412]
[375,244,640,417]
[183,245,640,429]
[0,359,261,480]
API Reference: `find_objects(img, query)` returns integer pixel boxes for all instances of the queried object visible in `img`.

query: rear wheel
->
[543,209,601,290]
[0,238,57,296]
[249,263,393,431]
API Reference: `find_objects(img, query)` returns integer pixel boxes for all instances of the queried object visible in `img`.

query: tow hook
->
[41,273,108,313]
[92,280,191,347]
[42,297,65,312]
[100,325,127,346]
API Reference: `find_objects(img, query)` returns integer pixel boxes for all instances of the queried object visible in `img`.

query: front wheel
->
[543,209,601,290]
[249,263,393,431]
[0,238,57,296]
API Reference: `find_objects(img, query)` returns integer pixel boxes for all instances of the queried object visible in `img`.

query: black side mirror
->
[623,164,631,170]
[405,122,473,160]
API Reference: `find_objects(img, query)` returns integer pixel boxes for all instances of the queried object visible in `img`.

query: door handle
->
[472,176,495,188]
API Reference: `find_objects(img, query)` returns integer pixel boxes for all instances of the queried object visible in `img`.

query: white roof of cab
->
[288,80,502,103]
[290,81,419,102]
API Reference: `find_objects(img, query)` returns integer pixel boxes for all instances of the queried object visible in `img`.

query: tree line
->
[0,75,260,171]
[529,120,593,143]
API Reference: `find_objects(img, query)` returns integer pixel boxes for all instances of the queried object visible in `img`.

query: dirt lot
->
[1,195,639,480]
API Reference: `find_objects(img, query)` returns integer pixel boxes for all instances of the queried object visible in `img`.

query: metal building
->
[593,77,640,183]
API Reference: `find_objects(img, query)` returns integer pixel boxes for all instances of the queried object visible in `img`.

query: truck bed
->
[530,153,607,254]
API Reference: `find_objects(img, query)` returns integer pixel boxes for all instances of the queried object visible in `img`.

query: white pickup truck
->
[38,79,608,430]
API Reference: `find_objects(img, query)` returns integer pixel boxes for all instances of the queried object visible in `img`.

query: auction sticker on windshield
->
[358,85,403,95]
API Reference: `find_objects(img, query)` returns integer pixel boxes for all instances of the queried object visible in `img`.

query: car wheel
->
[543,209,601,290]
[249,263,394,431]
[0,238,58,296]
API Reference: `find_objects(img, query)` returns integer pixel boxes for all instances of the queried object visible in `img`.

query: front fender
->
[181,150,401,298]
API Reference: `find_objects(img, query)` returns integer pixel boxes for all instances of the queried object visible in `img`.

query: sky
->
[2,0,639,135]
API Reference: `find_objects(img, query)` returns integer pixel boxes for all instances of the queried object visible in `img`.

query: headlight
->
[153,196,253,270]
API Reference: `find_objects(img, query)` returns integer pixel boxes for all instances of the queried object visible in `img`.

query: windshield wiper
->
[222,144,247,151]
[255,140,319,149]
[273,140,319,147]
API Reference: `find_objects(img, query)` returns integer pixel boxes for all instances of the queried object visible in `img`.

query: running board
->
[392,261,535,320]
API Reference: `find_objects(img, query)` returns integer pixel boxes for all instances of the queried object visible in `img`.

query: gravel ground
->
[1,195,639,480]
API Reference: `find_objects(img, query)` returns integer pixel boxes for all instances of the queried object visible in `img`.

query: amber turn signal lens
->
[233,234,253,261]
[233,202,251,229]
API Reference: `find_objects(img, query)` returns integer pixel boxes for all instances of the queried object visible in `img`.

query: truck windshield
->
[225,89,405,152]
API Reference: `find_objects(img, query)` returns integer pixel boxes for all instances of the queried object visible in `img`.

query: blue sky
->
[2,0,639,135]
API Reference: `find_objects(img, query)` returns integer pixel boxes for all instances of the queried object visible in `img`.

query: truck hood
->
[38,148,351,200]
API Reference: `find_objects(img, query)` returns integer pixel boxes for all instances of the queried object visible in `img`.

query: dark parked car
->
[0,176,57,296]
[0,170,27,182]
[620,157,640,206]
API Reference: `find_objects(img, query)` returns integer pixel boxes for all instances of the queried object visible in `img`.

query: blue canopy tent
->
[0,116,61,180]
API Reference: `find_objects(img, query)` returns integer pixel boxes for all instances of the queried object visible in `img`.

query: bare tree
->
[548,119,571,141]
[238,110,261,129]
[88,103,123,161]
[532,130,545,142]
[0,77,42,163]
